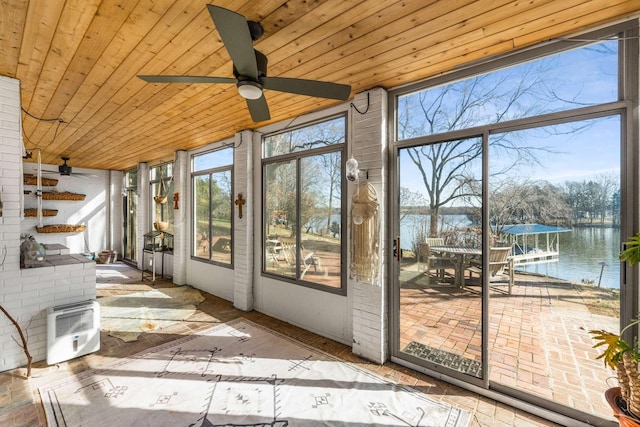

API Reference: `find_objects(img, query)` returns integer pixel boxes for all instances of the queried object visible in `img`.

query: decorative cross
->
[234,193,245,218]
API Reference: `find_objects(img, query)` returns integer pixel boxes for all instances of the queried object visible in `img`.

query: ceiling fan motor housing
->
[59,157,72,175]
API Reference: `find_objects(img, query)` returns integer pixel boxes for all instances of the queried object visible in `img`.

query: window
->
[262,116,346,292]
[397,40,618,140]
[390,21,635,424]
[150,163,174,234]
[192,147,233,265]
[123,169,137,261]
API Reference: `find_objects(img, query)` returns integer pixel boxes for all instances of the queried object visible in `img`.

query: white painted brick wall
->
[136,163,149,270]
[0,76,97,372]
[172,151,188,285]
[349,88,388,364]
[109,170,123,255]
[233,131,254,311]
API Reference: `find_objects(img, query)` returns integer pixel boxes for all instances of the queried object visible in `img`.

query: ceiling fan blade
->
[262,77,351,100]
[246,96,270,122]
[207,5,258,80]
[138,75,236,84]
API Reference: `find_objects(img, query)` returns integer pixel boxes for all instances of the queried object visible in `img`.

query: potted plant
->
[590,232,640,425]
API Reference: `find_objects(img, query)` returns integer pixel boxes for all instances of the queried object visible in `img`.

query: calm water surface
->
[400,215,622,288]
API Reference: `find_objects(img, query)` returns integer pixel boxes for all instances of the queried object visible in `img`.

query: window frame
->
[149,163,174,235]
[261,114,348,295]
[387,19,639,421]
[190,147,234,267]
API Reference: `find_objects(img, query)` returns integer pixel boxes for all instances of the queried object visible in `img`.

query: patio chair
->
[417,243,455,286]
[465,245,514,294]
[425,237,445,247]
[300,249,321,279]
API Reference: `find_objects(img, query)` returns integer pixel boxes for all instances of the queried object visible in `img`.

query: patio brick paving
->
[400,268,619,421]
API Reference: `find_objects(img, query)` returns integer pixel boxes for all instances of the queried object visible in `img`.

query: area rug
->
[99,286,204,342]
[96,262,146,285]
[39,319,471,427]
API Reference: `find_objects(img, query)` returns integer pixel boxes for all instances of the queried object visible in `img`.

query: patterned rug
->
[99,286,204,342]
[40,319,471,426]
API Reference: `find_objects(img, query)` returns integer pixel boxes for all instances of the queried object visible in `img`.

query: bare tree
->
[489,179,571,234]
[397,60,576,236]
[399,186,427,220]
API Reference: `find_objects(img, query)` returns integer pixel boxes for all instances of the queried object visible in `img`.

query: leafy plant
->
[590,233,640,370]
[590,319,640,369]
[620,232,640,265]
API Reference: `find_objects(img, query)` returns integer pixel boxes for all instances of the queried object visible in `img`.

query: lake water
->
[400,214,622,288]
[531,227,621,289]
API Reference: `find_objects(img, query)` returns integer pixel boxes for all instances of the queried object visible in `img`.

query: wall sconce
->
[346,156,367,182]
[346,156,359,182]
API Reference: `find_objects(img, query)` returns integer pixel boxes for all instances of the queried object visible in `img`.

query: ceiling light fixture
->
[237,81,263,100]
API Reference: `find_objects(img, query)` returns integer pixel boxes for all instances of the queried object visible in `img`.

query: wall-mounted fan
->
[138,5,351,122]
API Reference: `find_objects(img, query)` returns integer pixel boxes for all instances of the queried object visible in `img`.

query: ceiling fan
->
[42,157,97,177]
[138,4,351,122]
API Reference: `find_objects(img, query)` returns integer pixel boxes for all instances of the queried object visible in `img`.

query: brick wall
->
[0,76,97,372]
[349,88,388,363]
[233,131,254,311]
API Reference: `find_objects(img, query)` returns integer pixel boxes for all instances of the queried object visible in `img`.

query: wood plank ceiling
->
[1,0,639,171]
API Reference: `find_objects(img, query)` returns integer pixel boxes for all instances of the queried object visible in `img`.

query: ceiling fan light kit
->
[138,4,351,122]
[237,80,263,100]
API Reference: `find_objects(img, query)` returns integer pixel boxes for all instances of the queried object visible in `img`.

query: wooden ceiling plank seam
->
[40,0,488,164]
[57,0,424,151]
[266,0,465,78]
[38,0,143,116]
[12,1,638,169]
[37,0,179,155]
[81,92,342,165]
[362,0,638,85]
[16,0,66,123]
[92,0,632,163]
[27,0,143,148]
[347,3,638,92]
[82,0,436,150]
[77,0,337,149]
[265,0,548,86]
[290,0,632,92]
[76,0,636,171]
[73,79,317,162]
[76,79,262,155]
[38,0,212,163]
[248,0,352,60]
[511,3,640,48]
[37,1,205,164]
[0,0,29,76]
[23,0,101,126]
[70,88,254,161]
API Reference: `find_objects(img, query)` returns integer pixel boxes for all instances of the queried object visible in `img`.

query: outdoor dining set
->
[417,238,515,294]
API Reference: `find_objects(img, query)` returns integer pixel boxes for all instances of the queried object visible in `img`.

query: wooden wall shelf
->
[36,224,86,233]
[41,191,86,201]
[24,208,58,217]
[23,174,58,186]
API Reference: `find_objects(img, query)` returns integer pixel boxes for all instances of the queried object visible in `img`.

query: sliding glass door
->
[389,22,636,426]
[395,136,485,385]
[122,170,137,262]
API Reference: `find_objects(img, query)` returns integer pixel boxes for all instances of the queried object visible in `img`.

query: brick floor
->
[0,264,582,427]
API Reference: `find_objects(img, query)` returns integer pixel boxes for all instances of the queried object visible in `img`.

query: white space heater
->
[47,299,100,365]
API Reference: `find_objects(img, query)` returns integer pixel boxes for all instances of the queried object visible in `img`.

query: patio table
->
[430,245,481,288]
